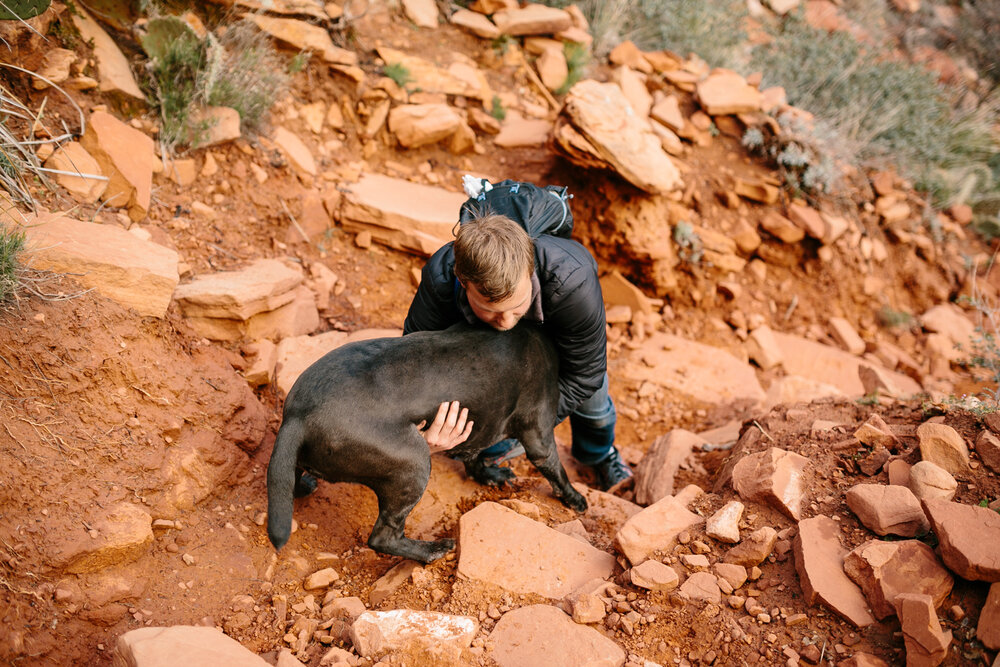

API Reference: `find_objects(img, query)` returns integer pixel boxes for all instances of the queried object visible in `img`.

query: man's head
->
[454,215,535,331]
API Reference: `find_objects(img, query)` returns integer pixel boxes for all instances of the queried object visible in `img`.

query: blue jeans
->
[481,374,616,466]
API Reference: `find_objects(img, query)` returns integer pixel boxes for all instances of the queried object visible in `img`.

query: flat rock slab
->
[634,428,704,505]
[351,610,477,660]
[621,333,766,406]
[71,9,144,102]
[243,14,357,65]
[979,582,1000,650]
[50,502,152,574]
[45,141,107,203]
[457,502,615,598]
[275,329,400,396]
[922,499,1000,582]
[377,47,487,100]
[615,494,704,566]
[772,331,921,398]
[492,4,572,35]
[794,516,876,628]
[340,174,467,256]
[908,461,957,501]
[24,213,178,317]
[843,540,953,620]
[680,571,722,604]
[80,111,153,222]
[916,422,970,477]
[115,626,269,666]
[486,605,625,667]
[731,447,809,520]
[172,259,303,320]
[897,593,952,667]
[563,80,682,195]
[630,560,679,591]
[845,484,929,537]
[695,69,762,115]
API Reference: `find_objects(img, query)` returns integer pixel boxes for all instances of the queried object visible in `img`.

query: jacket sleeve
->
[403,245,461,335]
[545,266,607,421]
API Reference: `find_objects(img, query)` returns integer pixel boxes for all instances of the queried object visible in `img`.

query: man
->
[405,213,633,491]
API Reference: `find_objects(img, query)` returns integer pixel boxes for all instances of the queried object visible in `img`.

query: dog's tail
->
[267,418,306,551]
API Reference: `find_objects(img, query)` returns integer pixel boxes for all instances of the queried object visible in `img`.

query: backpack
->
[458,178,574,239]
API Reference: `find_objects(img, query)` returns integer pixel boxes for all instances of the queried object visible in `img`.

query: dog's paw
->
[422,538,456,563]
[294,472,319,498]
[562,490,588,513]
[473,463,516,487]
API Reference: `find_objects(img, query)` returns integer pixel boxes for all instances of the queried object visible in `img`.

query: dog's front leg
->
[522,430,588,513]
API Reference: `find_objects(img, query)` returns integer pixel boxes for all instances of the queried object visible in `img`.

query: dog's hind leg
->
[293,470,318,498]
[521,429,588,513]
[464,451,516,487]
[366,450,455,563]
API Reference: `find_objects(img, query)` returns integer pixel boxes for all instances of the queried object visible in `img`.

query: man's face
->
[464,274,532,331]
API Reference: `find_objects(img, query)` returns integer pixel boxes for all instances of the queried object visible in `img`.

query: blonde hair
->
[454,215,534,301]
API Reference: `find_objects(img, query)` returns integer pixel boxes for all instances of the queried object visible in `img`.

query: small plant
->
[491,34,515,56]
[382,62,412,88]
[556,42,589,95]
[288,51,311,74]
[742,111,843,197]
[0,223,26,303]
[490,95,506,122]
[672,221,703,264]
[877,306,915,330]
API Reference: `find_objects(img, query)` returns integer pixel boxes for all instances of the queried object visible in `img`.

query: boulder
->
[844,484,929,537]
[843,540,953,620]
[897,593,952,667]
[457,503,615,598]
[340,174,467,256]
[370,560,421,606]
[922,499,1000,582]
[33,47,76,89]
[634,429,704,505]
[537,45,569,92]
[713,562,748,590]
[23,213,178,317]
[620,333,766,406]
[45,141,107,203]
[614,66,652,118]
[562,80,682,195]
[763,375,844,410]
[351,610,477,660]
[695,70,762,115]
[907,461,957,501]
[71,8,145,101]
[492,4,572,35]
[615,494,703,565]
[917,422,970,477]
[486,605,625,667]
[388,104,463,148]
[794,516,876,627]
[731,447,809,520]
[53,503,152,574]
[979,582,1000,650]
[80,111,154,221]
[115,626,269,666]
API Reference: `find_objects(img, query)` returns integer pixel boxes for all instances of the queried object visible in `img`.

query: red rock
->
[458,502,615,598]
[351,610,477,660]
[887,459,912,487]
[947,203,973,225]
[843,540,953,620]
[615,494,704,566]
[975,431,1000,473]
[746,325,784,371]
[854,414,900,451]
[897,593,951,667]
[679,571,722,603]
[486,604,624,666]
[844,484,929,537]
[917,422,970,477]
[794,516,876,628]
[760,209,805,243]
[920,304,975,350]
[634,429,704,505]
[630,560,679,591]
[388,104,463,148]
[80,111,153,221]
[830,317,866,355]
[492,4,572,36]
[837,654,890,667]
[788,202,826,240]
[922,499,1000,582]
[713,562,748,590]
[115,626,270,666]
[979,582,1000,650]
[908,461,956,501]
[731,447,809,520]
[608,40,653,73]
[724,526,777,567]
[695,69,762,115]
[706,500,744,544]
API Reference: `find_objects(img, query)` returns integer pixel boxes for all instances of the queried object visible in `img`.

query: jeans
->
[481,374,616,466]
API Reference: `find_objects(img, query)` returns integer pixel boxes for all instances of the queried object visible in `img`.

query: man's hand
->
[417,400,473,453]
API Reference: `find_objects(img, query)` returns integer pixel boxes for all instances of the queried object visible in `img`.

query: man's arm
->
[545,267,608,421]
[403,245,461,335]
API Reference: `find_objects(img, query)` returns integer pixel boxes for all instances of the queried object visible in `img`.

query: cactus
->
[140,15,201,62]
[0,0,51,20]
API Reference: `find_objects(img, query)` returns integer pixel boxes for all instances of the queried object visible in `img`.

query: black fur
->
[266,322,588,563]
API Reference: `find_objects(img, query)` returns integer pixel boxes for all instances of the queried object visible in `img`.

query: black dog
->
[267,322,588,563]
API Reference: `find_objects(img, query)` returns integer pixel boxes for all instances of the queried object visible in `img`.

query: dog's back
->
[267,322,575,559]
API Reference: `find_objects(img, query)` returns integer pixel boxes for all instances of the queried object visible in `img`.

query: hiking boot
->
[591,447,633,491]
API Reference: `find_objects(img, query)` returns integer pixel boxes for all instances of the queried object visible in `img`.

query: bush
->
[383,62,412,88]
[0,223,26,304]
[750,13,999,210]
[142,17,289,150]
[742,112,843,197]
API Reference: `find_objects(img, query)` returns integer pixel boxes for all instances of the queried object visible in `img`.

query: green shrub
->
[142,17,288,150]
[750,13,1000,210]
[0,223,26,303]
[742,112,843,197]
[556,42,589,95]
[382,62,412,88]
[490,95,506,122]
